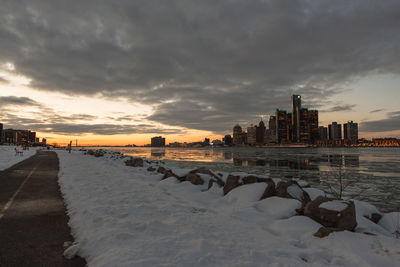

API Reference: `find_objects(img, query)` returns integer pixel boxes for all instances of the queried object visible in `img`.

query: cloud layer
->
[361,111,400,132]
[1,0,400,133]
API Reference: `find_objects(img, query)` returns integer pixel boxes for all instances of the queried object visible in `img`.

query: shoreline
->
[55,148,400,266]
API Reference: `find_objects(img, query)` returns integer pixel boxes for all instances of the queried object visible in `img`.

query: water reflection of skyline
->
[229,153,359,171]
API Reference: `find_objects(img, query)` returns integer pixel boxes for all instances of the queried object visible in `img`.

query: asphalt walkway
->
[0,150,86,266]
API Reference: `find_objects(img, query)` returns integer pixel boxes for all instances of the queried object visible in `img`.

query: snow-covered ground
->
[57,150,400,267]
[0,145,38,170]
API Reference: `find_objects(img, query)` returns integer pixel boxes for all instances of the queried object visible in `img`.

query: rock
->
[364,213,382,224]
[147,166,156,172]
[94,151,105,157]
[208,179,217,190]
[314,227,341,238]
[86,149,104,157]
[275,181,311,205]
[185,173,204,185]
[125,158,144,167]
[190,167,225,187]
[304,196,357,236]
[157,166,167,174]
[259,179,276,200]
[162,170,179,180]
[63,244,79,259]
[242,175,258,184]
[297,180,310,188]
[223,175,240,195]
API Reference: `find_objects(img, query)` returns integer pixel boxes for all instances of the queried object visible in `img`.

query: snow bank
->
[57,149,400,267]
[0,145,38,170]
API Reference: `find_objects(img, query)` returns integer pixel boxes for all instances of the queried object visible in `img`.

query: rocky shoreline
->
[86,149,399,239]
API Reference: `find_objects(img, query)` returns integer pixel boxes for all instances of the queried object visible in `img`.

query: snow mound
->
[255,197,301,219]
[270,216,322,236]
[353,199,381,218]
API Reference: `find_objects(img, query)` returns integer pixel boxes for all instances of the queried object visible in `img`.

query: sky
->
[1,0,400,146]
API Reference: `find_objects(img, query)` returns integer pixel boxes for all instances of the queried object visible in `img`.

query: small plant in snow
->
[320,167,367,200]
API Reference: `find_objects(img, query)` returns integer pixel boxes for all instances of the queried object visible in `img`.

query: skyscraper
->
[308,109,319,143]
[233,124,243,145]
[247,124,257,145]
[256,120,266,145]
[344,121,358,144]
[291,95,301,142]
[268,116,276,133]
[318,126,328,140]
[328,122,342,140]
[275,109,288,143]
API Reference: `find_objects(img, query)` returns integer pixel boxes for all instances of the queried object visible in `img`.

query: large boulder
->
[185,173,204,185]
[259,179,276,200]
[223,175,276,196]
[275,181,311,206]
[157,166,167,174]
[208,179,217,190]
[223,175,241,195]
[147,166,156,172]
[162,170,180,180]
[304,196,357,237]
[242,175,258,184]
[125,158,144,167]
[365,213,382,224]
[95,150,105,157]
[190,168,225,187]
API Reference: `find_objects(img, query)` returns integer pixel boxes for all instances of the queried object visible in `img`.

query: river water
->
[97,146,400,212]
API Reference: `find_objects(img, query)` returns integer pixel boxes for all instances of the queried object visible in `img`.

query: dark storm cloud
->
[360,111,400,132]
[1,111,181,135]
[26,123,182,136]
[0,96,41,107]
[1,0,400,133]
[0,108,180,135]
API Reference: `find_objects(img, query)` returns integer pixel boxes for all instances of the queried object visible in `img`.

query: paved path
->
[0,150,86,266]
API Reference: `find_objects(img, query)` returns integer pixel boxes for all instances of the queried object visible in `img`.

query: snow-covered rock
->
[225,183,267,206]
[378,212,400,237]
[303,188,326,200]
[255,197,302,219]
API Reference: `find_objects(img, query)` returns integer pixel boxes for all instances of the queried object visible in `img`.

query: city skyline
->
[1,1,400,145]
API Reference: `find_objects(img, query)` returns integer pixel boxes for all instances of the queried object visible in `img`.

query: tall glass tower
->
[291,95,301,142]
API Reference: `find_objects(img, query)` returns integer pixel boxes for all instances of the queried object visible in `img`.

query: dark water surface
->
[98,147,400,212]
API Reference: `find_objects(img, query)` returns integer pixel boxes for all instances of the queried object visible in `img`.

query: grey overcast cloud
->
[1,0,400,136]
